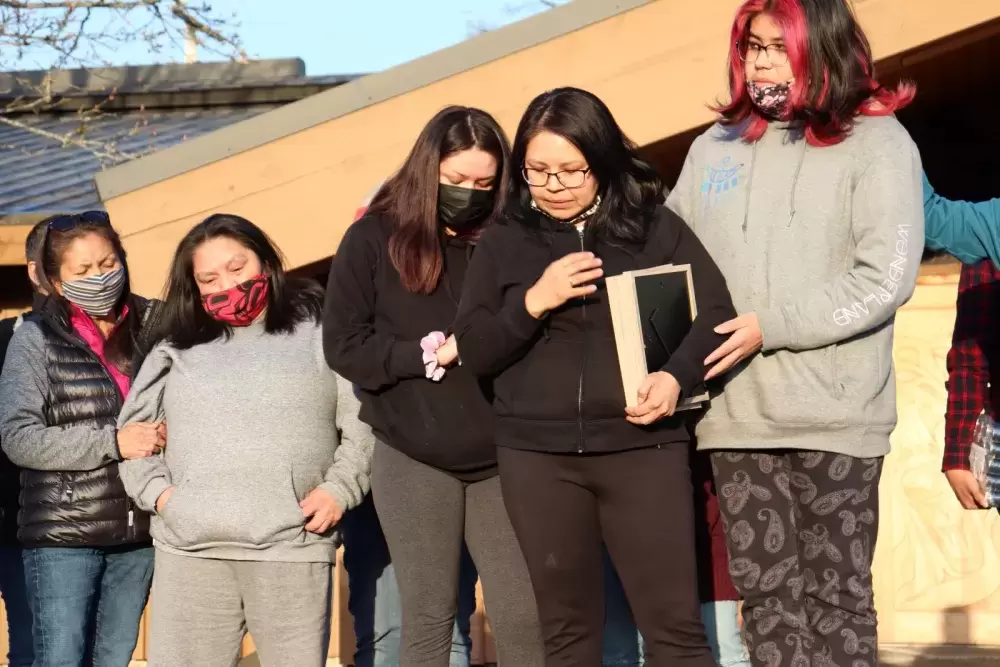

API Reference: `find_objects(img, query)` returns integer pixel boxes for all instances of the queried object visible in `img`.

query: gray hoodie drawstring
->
[742,142,757,242]
[788,137,806,227]
[741,131,807,241]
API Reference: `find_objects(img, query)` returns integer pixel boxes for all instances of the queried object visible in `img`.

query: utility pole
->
[178,0,198,63]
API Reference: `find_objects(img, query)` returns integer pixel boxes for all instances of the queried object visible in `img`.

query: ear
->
[26,261,40,287]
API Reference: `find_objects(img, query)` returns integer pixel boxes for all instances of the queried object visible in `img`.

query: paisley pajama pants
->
[711,451,883,667]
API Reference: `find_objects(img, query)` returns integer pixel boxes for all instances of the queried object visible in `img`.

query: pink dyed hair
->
[714,0,915,147]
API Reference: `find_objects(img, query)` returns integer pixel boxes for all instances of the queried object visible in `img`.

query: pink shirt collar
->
[69,303,131,399]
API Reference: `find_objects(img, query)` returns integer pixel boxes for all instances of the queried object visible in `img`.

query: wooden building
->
[2,0,1000,663]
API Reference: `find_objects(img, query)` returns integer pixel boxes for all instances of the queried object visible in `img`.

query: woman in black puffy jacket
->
[0,211,164,667]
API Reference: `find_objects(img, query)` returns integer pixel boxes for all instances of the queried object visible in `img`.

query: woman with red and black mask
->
[118,214,375,666]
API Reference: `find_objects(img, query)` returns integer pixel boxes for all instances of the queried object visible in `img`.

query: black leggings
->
[498,444,714,667]
[711,451,883,667]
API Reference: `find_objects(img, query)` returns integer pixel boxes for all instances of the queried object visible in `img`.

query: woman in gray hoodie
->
[666,1,924,666]
[118,214,374,667]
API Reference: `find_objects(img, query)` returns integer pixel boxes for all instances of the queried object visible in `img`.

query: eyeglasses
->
[522,167,590,189]
[738,41,789,67]
[46,210,111,232]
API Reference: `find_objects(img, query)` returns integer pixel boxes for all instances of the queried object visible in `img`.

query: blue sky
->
[233,0,560,74]
[19,0,563,75]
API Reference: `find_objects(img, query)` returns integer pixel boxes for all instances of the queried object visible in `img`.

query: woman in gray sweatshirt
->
[665,2,924,666]
[118,213,374,667]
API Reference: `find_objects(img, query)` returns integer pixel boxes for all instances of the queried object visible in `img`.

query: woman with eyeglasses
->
[666,1,924,665]
[454,87,737,667]
[0,211,164,667]
[324,106,545,667]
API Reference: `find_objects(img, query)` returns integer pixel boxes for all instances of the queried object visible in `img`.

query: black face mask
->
[437,183,495,230]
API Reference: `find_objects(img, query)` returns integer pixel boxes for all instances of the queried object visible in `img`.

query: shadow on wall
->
[881,606,1000,666]
[231,607,1000,667]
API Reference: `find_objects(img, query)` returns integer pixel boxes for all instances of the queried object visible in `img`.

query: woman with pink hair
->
[667,1,924,665]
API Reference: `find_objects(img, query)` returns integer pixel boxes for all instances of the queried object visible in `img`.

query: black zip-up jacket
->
[454,205,737,454]
[323,214,497,480]
[0,293,49,545]
[1,295,161,547]
[0,314,22,545]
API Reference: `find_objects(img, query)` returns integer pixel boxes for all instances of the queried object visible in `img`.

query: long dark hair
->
[34,214,139,375]
[716,0,914,146]
[506,87,664,244]
[367,106,510,294]
[158,213,323,350]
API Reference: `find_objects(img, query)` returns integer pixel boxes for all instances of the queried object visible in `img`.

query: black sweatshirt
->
[323,214,497,480]
[0,314,21,545]
[453,205,737,455]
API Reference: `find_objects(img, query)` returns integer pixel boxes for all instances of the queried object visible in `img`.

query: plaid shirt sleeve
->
[943,260,1000,471]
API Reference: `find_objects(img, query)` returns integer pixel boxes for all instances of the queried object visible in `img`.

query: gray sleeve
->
[318,371,374,512]
[757,124,925,351]
[117,343,173,512]
[0,322,119,471]
[666,136,699,227]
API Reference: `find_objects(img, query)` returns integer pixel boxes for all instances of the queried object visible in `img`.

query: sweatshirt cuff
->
[500,289,545,341]
[317,480,354,513]
[757,307,795,352]
[111,430,124,462]
[662,354,703,398]
[139,477,172,514]
[388,339,426,379]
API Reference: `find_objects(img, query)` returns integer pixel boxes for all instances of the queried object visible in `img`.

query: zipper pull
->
[128,510,134,527]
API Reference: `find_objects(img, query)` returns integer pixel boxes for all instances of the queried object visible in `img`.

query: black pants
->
[711,451,883,667]
[498,445,714,667]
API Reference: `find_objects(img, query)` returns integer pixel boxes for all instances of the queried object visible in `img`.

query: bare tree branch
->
[0,111,140,161]
[0,0,243,164]
[467,0,569,36]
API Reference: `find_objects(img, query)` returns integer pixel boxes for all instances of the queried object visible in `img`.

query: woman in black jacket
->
[453,88,737,667]
[0,212,164,667]
[323,106,544,667]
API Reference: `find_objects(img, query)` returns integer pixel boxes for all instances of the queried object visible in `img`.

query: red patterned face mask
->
[201,274,269,326]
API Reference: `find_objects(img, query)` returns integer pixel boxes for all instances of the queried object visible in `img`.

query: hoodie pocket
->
[831,336,886,408]
[721,347,847,427]
[496,337,584,422]
[830,346,841,399]
[156,472,307,549]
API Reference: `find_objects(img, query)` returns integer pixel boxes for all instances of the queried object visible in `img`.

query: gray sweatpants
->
[372,441,545,667]
[147,549,332,667]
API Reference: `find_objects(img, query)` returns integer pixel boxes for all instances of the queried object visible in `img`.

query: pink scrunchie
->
[420,331,447,382]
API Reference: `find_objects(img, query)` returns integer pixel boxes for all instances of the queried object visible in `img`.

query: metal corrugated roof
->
[0,103,277,217]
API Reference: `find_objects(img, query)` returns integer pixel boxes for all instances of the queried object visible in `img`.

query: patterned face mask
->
[201,274,269,326]
[747,80,792,118]
[62,266,126,317]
